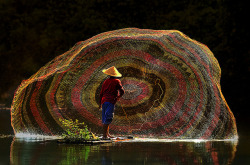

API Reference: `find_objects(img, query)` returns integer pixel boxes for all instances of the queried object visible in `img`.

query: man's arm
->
[117,87,125,101]
[116,79,125,100]
[99,87,103,109]
[99,93,103,109]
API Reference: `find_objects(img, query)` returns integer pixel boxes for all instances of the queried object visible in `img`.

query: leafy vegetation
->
[59,118,99,141]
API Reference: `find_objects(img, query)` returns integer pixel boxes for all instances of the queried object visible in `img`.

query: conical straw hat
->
[102,66,122,77]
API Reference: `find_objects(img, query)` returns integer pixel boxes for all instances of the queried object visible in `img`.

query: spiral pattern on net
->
[11,28,237,139]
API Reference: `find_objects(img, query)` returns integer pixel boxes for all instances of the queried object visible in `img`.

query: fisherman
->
[99,66,125,139]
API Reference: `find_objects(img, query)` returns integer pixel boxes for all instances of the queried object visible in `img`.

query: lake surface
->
[0,110,250,165]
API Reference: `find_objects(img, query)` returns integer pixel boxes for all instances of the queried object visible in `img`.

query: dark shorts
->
[102,102,115,124]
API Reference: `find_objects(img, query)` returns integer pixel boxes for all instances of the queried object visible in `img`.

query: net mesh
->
[11,28,237,139]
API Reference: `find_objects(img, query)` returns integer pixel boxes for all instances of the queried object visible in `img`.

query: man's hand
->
[116,95,122,101]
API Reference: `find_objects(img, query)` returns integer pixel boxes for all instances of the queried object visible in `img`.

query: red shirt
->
[100,77,124,105]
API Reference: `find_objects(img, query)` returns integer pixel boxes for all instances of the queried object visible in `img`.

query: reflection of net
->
[11,28,237,139]
[10,138,238,164]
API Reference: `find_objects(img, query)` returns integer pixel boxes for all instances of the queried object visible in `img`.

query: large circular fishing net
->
[11,28,237,139]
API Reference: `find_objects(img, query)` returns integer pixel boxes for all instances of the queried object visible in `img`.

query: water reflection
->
[10,138,238,165]
[10,137,100,165]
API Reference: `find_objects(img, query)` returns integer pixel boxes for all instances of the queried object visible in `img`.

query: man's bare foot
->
[107,134,115,138]
[102,136,110,140]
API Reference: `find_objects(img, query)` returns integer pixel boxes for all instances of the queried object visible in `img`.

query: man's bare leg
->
[106,125,115,138]
[103,124,114,139]
[103,124,109,139]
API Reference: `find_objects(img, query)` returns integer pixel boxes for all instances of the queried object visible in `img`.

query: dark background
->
[0,0,249,136]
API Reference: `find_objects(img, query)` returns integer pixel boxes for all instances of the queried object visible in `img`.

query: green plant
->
[59,118,99,141]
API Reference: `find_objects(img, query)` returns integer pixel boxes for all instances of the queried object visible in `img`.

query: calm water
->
[1,110,250,165]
